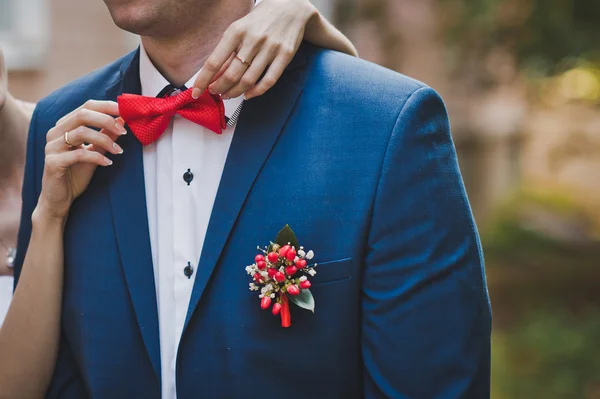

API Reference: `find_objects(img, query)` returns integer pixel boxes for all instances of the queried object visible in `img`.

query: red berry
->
[253,273,263,283]
[256,260,267,270]
[267,268,277,278]
[267,252,279,263]
[274,272,286,283]
[272,302,282,315]
[299,280,312,289]
[285,247,296,261]
[278,245,291,258]
[285,265,297,276]
[295,259,307,269]
[255,254,265,263]
[287,285,301,296]
[261,296,272,310]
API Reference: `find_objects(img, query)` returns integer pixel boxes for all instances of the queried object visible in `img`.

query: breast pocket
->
[311,257,353,285]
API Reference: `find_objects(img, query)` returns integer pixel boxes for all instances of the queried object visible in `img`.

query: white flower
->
[306,250,314,260]
[260,271,268,278]
[299,276,307,282]
[279,266,285,273]
[259,293,264,298]
[297,249,306,257]
[294,256,299,263]
[261,286,268,294]
[265,284,273,292]
[245,265,254,274]
[270,293,275,299]
[308,269,316,276]
[249,283,259,291]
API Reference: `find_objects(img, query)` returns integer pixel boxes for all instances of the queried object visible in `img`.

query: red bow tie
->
[118,88,226,146]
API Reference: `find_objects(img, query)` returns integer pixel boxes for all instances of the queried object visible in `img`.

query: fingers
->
[85,126,123,155]
[222,46,277,100]
[46,126,123,156]
[192,22,245,98]
[244,53,291,100]
[90,117,125,148]
[55,100,120,127]
[191,12,302,101]
[207,38,262,98]
[45,148,113,170]
[48,105,125,143]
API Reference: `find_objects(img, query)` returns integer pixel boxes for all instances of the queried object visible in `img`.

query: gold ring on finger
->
[64,131,75,148]
[235,54,252,67]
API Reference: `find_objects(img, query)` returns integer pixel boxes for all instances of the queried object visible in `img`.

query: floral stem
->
[280,293,291,328]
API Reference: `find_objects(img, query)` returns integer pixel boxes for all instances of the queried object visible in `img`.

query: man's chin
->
[109,14,158,36]
[104,1,158,35]
[112,18,155,36]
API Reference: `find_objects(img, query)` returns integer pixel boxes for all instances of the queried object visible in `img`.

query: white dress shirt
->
[139,44,244,399]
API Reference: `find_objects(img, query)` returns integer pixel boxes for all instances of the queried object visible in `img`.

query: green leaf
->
[289,289,315,313]
[275,224,299,250]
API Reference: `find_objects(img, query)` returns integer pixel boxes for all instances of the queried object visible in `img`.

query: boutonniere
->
[246,225,317,328]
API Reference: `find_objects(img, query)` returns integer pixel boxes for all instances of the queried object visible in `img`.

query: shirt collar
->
[138,43,243,119]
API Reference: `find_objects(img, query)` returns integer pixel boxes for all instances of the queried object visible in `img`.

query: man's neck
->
[140,1,253,87]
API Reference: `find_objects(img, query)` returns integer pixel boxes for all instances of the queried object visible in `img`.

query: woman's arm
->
[0,210,65,398]
[0,100,123,398]
[304,7,358,57]
[192,0,357,100]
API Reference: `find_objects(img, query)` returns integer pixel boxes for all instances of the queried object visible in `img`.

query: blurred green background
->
[3,0,600,397]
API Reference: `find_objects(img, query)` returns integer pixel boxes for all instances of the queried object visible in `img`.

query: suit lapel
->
[105,49,162,381]
[182,47,311,334]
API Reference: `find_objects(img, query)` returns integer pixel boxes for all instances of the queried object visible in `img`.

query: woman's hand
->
[192,0,321,101]
[37,101,126,221]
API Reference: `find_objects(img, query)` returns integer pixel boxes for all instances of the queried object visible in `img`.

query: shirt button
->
[183,169,194,185]
[184,262,194,279]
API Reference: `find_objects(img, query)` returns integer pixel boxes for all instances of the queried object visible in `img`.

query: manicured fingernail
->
[105,158,113,166]
[115,123,127,134]
[209,88,217,95]
[113,142,124,154]
[221,94,229,100]
[192,88,202,99]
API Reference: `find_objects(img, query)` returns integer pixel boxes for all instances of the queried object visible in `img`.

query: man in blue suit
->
[15,0,492,397]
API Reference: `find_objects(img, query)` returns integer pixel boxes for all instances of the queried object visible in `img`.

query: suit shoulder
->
[298,45,443,136]
[34,50,136,121]
[303,45,429,106]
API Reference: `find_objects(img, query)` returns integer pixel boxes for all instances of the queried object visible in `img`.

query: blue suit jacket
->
[15,44,492,398]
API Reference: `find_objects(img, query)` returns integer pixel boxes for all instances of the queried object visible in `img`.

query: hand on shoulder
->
[192,0,355,101]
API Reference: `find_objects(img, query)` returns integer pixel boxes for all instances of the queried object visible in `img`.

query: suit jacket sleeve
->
[14,105,87,398]
[362,87,492,398]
